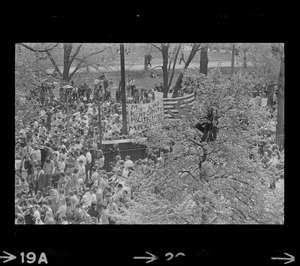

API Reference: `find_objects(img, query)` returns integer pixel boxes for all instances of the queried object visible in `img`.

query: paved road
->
[47,60,238,74]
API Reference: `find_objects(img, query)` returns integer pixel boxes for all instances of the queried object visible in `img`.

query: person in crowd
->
[267,152,279,168]
[124,155,134,169]
[85,149,92,181]
[261,151,270,166]
[94,150,105,169]
[34,166,47,194]
[43,156,55,188]
[57,157,66,174]
[51,166,61,189]
[77,160,86,183]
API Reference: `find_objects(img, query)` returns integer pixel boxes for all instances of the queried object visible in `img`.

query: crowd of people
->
[15,73,164,225]
[15,71,284,224]
[15,141,150,224]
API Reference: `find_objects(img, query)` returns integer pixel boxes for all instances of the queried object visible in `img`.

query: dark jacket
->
[87,207,99,219]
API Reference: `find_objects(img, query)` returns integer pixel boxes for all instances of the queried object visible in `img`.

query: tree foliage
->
[116,67,284,224]
[15,44,50,127]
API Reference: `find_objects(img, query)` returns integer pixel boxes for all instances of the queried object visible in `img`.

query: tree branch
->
[168,44,181,88]
[68,62,85,80]
[187,138,204,148]
[75,43,117,62]
[179,170,197,180]
[168,47,178,71]
[19,43,59,53]
[69,44,83,67]
[45,50,62,75]
[149,43,162,52]
[230,205,247,220]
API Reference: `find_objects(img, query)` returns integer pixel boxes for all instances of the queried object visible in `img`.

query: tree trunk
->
[120,43,128,135]
[63,43,73,82]
[161,44,169,98]
[276,47,284,149]
[243,49,247,68]
[172,43,201,98]
[144,55,148,70]
[168,44,181,89]
[200,46,209,75]
[231,44,235,76]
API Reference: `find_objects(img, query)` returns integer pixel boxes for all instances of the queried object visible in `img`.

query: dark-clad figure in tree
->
[195,107,219,142]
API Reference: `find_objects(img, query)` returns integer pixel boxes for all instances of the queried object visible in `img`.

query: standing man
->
[179,51,185,65]
[35,166,47,194]
[46,109,52,132]
[85,149,92,182]
[43,156,55,188]
[39,141,47,168]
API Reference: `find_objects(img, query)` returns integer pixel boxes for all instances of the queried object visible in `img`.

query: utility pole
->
[231,43,235,76]
[98,83,102,148]
[120,43,128,135]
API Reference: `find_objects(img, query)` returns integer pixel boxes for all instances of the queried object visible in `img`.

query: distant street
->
[46,60,239,74]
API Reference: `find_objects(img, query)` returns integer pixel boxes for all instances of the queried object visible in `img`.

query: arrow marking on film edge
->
[0,251,17,263]
[271,252,295,264]
[134,251,159,264]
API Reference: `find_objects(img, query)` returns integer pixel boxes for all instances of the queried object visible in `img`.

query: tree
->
[200,44,209,76]
[172,43,203,98]
[19,43,116,83]
[231,44,235,76]
[15,44,51,126]
[149,43,205,98]
[119,67,283,224]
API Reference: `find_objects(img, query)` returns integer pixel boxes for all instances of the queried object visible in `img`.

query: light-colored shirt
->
[91,172,99,183]
[124,159,134,169]
[70,195,79,206]
[32,150,42,161]
[57,161,66,173]
[84,192,97,206]
[78,155,87,165]
[78,164,86,177]
[85,152,92,163]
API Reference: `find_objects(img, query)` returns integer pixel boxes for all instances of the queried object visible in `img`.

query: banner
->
[154,91,173,100]
[127,99,164,133]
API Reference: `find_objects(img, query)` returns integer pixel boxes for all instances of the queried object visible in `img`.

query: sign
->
[154,91,173,100]
[127,99,164,132]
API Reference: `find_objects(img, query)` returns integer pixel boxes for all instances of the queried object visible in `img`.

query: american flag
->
[163,92,196,119]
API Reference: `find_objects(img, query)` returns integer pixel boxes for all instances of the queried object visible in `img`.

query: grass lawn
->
[72,65,255,93]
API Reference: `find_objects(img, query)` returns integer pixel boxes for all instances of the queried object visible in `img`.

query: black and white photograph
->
[14,43,284,225]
